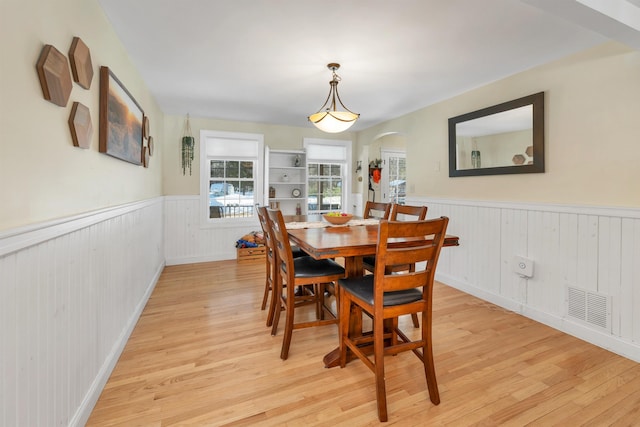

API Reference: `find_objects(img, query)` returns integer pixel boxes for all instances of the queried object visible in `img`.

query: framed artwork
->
[99,66,144,165]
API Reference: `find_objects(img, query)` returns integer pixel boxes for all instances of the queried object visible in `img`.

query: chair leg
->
[266,294,275,327]
[315,283,323,320]
[422,313,440,405]
[338,287,350,368]
[411,313,420,328]
[267,276,281,329]
[260,281,269,310]
[261,261,271,310]
[270,295,282,336]
[280,284,297,360]
[270,275,284,335]
[374,315,389,422]
[265,279,276,326]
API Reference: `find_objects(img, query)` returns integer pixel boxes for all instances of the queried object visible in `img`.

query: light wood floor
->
[87,260,640,426]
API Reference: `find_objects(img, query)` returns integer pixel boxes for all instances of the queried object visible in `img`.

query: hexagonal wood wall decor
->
[143,115,150,139]
[525,145,533,157]
[142,146,150,168]
[36,44,73,107]
[69,36,94,89]
[68,102,93,149]
[512,154,526,165]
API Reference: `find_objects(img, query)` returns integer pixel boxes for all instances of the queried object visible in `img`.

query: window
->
[200,130,263,221]
[304,138,352,214]
[307,163,343,212]
[381,150,406,204]
[208,160,255,218]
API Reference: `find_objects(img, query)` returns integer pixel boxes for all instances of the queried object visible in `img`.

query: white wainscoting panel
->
[164,196,261,265]
[0,198,165,426]
[408,197,640,362]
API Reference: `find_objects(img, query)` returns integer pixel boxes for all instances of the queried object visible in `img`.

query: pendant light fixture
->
[308,63,359,133]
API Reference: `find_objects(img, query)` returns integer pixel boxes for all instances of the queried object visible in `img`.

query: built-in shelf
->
[265,147,307,215]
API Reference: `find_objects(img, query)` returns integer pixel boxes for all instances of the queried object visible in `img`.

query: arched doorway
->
[368,132,407,204]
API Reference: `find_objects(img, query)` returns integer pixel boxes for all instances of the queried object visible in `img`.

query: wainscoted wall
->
[0,198,165,427]
[164,195,261,265]
[408,196,640,363]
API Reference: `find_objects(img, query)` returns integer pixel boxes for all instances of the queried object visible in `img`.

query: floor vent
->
[566,286,611,331]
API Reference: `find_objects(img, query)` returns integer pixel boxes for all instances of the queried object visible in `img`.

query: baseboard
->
[437,272,640,363]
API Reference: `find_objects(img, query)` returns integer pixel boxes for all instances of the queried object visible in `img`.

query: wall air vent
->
[566,286,611,332]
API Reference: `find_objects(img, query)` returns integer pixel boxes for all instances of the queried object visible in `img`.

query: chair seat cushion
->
[362,256,376,267]
[291,246,306,258]
[293,256,345,278]
[339,275,422,306]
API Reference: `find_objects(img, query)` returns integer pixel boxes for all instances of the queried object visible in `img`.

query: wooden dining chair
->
[266,208,346,360]
[363,204,427,273]
[364,204,428,327]
[363,201,391,220]
[338,217,449,422]
[257,206,306,328]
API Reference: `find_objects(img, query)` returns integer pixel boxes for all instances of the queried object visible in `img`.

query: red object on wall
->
[372,168,381,184]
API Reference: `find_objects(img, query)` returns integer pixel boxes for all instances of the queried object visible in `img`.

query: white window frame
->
[200,130,264,226]
[303,138,352,214]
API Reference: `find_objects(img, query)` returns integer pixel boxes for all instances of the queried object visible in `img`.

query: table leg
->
[344,255,363,278]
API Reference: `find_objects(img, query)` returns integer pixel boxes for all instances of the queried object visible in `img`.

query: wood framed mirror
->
[448,92,544,177]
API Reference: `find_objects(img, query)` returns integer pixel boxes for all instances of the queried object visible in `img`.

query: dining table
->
[284,214,460,368]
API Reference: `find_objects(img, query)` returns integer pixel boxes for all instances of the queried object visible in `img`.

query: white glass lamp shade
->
[308,110,358,133]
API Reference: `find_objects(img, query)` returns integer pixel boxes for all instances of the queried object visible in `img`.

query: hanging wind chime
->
[181,114,194,176]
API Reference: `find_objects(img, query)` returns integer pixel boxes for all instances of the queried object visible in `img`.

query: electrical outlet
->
[513,255,534,278]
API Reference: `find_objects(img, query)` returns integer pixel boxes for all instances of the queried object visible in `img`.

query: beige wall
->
[4,0,639,235]
[0,0,164,231]
[356,42,640,208]
[161,115,353,195]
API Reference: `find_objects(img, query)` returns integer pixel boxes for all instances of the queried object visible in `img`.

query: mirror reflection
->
[455,105,532,170]
[448,92,544,177]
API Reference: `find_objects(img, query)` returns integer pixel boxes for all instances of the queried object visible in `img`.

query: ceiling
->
[96,0,640,132]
